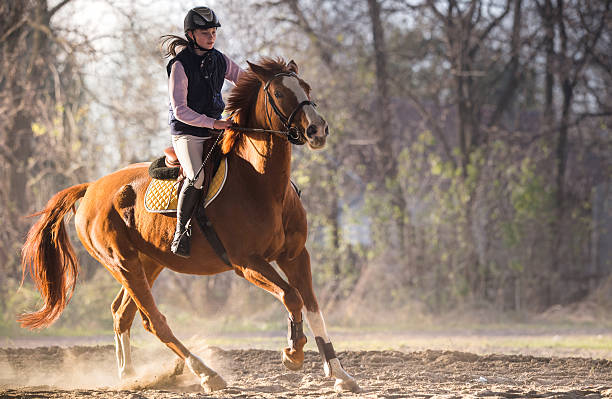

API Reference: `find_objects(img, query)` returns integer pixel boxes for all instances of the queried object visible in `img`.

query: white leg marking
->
[114,332,134,379]
[186,354,227,392]
[305,309,330,340]
[305,310,355,382]
[114,333,121,373]
[186,354,215,377]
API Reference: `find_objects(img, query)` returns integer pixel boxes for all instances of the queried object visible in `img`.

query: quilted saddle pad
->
[144,157,228,213]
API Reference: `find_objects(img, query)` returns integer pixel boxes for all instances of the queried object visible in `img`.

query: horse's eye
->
[274,90,283,99]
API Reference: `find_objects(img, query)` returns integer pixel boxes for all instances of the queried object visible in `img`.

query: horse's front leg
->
[283,313,307,371]
[234,256,307,371]
[305,309,359,392]
[277,250,360,393]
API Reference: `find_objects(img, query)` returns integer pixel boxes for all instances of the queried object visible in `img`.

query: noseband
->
[263,72,316,145]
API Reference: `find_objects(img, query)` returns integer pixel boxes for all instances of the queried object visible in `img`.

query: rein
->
[228,125,290,139]
[229,72,316,145]
[190,71,315,184]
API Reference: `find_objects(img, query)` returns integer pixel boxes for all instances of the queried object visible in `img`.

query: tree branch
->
[0,18,26,42]
[466,0,511,58]
[49,0,74,18]
[279,0,337,69]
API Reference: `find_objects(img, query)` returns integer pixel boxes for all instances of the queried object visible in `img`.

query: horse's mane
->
[221,58,310,154]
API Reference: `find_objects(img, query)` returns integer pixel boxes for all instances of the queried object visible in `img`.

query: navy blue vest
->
[167,47,227,137]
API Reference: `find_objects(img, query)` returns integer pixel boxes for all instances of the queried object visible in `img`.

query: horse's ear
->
[247,60,272,83]
[287,60,298,74]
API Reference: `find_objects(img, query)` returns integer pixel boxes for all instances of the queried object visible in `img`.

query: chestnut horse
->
[19,58,359,393]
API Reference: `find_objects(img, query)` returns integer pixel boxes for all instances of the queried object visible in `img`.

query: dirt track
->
[1,344,612,398]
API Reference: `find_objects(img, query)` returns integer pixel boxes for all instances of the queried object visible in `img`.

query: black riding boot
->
[171,183,202,258]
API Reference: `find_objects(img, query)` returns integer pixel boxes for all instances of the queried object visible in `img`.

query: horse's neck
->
[239,134,291,176]
[235,103,292,194]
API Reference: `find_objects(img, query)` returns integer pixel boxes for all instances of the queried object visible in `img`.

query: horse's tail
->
[18,183,90,329]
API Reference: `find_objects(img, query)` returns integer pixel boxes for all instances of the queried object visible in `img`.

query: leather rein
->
[229,72,316,145]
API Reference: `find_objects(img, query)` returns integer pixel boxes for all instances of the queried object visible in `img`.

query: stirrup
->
[171,226,192,258]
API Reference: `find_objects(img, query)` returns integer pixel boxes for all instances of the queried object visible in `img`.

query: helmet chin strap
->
[187,33,210,52]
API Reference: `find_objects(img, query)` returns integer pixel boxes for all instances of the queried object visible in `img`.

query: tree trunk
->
[367,0,407,257]
[542,0,555,126]
[366,0,393,174]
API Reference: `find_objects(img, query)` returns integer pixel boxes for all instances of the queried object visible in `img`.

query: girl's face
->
[189,27,217,50]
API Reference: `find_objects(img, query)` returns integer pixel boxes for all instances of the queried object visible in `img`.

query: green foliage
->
[2,0,608,337]
[367,131,588,312]
[500,156,555,252]
[510,158,554,222]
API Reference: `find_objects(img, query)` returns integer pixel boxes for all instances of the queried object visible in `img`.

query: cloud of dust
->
[1,346,118,389]
[1,336,232,391]
[119,336,233,391]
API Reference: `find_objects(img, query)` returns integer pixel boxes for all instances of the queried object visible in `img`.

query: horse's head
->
[247,59,329,149]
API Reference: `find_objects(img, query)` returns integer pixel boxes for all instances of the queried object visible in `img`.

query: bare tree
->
[535,0,611,305]
[0,0,89,267]
[0,0,100,320]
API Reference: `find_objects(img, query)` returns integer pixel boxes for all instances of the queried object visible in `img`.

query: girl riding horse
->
[18,9,359,393]
[161,6,245,257]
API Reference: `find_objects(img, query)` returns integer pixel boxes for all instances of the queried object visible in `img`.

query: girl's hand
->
[213,119,234,130]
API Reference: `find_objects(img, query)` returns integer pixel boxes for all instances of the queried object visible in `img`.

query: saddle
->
[146,145,226,213]
[146,145,231,266]
[148,147,184,181]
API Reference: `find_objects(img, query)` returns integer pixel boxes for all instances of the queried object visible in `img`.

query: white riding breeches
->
[171,134,210,189]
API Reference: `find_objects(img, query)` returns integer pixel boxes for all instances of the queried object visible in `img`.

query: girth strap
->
[193,207,231,266]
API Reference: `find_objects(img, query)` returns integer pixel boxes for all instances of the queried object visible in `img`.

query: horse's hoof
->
[334,377,361,393]
[119,366,136,380]
[281,347,304,371]
[201,373,227,392]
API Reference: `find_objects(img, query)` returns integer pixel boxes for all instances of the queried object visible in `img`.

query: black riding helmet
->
[184,7,221,33]
[184,7,221,51]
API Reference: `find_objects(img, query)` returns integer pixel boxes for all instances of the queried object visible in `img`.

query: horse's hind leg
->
[109,258,226,392]
[277,249,360,393]
[234,257,307,370]
[110,262,164,380]
[111,288,137,379]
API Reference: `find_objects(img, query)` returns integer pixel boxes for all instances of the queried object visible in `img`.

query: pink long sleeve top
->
[168,53,246,129]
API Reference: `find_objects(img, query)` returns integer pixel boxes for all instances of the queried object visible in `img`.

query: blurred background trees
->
[1,0,610,333]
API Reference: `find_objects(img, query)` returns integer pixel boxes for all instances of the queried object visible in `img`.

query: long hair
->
[160,34,189,58]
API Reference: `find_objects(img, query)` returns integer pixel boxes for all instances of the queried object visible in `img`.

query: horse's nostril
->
[306,125,317,138]
[325,126,329,136]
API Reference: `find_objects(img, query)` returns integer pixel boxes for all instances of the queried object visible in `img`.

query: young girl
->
[161,6,245,258]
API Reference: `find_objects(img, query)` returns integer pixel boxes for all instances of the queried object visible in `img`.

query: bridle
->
[264,72,316,144]
[230,72,316,145]
[194,72,316,185]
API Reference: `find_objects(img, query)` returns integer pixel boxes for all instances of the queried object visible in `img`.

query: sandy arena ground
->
[1,336,611,399]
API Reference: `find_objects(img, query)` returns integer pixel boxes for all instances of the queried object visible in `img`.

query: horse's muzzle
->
[306,123,329,138]
[305,122,328,149]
